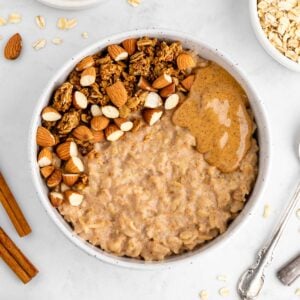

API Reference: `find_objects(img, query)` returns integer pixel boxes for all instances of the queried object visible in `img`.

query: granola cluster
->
[36,37,207,208]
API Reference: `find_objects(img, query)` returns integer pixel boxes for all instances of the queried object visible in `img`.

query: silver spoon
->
[237,161,300,299]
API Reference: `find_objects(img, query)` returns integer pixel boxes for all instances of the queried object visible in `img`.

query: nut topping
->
[144,92,163,108]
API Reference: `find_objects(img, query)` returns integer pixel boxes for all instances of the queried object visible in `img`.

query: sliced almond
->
[138,77,157,92]
[144,92,162,108]
[181,75,195,91]
[73,91,88,109]
[76,56,95,71]
[177,53,196,70]
[114,118,133,131]
[47,169,62,188]
[56,141,78,160]
[122,38,137,55]
[108,44,128,61]
[41,107,62,122]
[106,81,128,108]
[105,124,124,141]
[64,190,83,206]
[101,105,120,119]
[160,83,175,98]
[164,94,180,110]
[152,74,172,89]
[80,67,96,87]
[40,165,55,178]
[4,33,22,60]
[91,104,102,117]
[36,126,56,147]
[91,116,110,131]
[65,157,84,174]
[92,129,105,143]
[143,108,163,126]
[72,125,94,142]
[38,148,53,167]
[60,183,69,193]
[62,174,79,187]
[49,191,64,207]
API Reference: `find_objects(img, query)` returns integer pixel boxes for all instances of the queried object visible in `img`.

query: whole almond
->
[177,53,196,70]
[122,38,137,55]
[106,81,128,108]
[91,116,110,131]
[36,126,56,147]
[4,33,22,60]
[76,56,95,71]
[72,125,94,142]
[92,129,105,143]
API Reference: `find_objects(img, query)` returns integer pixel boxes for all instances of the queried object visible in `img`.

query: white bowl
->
[36,0,106,10]
[29,29,271,270]
[249,0,300,72]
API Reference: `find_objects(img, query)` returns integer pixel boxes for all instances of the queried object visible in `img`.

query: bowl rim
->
[28,28,271,270]
[36,0,105,10]
[249,0,300,72]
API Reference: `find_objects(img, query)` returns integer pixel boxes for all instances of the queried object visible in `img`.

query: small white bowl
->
[249,0,300,72]
[36,0,106,10]
[29,29,271,270]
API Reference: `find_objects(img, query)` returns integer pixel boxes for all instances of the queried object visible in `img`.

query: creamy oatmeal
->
[36,37,258,261]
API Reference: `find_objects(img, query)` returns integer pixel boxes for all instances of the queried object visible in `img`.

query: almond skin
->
[177,53,196,70]
[160,83,176,98]
[56,141,78,160]
[62,174,79,187]
[38,148,53,167]
[106,81,128,108]
[92,129,105,143]
[40,165,55,178]
[36,126,56,147]
[47,169,62,188]
[4,33,22,60]
[122,38,137,55]
[75,56,95,71]
[152,74,172,89]
[65,157,84,174]
[143,108,163,126]
[90,116,110,131]
[80,67,96,87]
[181,75,195,91]
[72,125,94,142]
[138,77,157,92]
[108,44,128,61]
[49,192,64,207]
[105,124,124,141]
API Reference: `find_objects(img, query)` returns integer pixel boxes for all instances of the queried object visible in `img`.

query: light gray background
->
[0,0,299,299]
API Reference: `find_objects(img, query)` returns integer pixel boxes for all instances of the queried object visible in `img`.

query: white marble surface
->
[0,0,300,299]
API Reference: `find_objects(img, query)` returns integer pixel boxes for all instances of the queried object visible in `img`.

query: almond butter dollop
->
[173,63,253,173]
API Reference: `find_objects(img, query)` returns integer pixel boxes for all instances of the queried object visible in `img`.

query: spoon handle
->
[238,182,300,300]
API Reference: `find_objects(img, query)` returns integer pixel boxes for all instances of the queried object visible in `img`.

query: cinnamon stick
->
[0,228,38,278]
[0,172,31,237]
[0,243,31,284]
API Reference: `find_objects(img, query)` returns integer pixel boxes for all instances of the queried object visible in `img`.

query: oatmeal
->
[35,37,258,261]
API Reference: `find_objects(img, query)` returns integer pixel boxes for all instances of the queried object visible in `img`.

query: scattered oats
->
[0,16,7,26]
[128,0,141,7]
[57,17,77,30]
[219,287,230,297]
[32,38,47,50]
[263,204,271,218]
[52,37,63,45]
[296,208,300,219]
[8,13,22,24]
[81,32,89,39]
[35,15,46,29]
[295,288,300,296]
[199,290,209,300]
[216,274,228,282]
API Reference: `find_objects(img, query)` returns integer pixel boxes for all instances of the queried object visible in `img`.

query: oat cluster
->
[257,0,300,63]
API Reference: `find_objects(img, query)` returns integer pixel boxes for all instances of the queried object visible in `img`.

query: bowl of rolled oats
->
[250,0,300,72]
[29,29,271,269]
